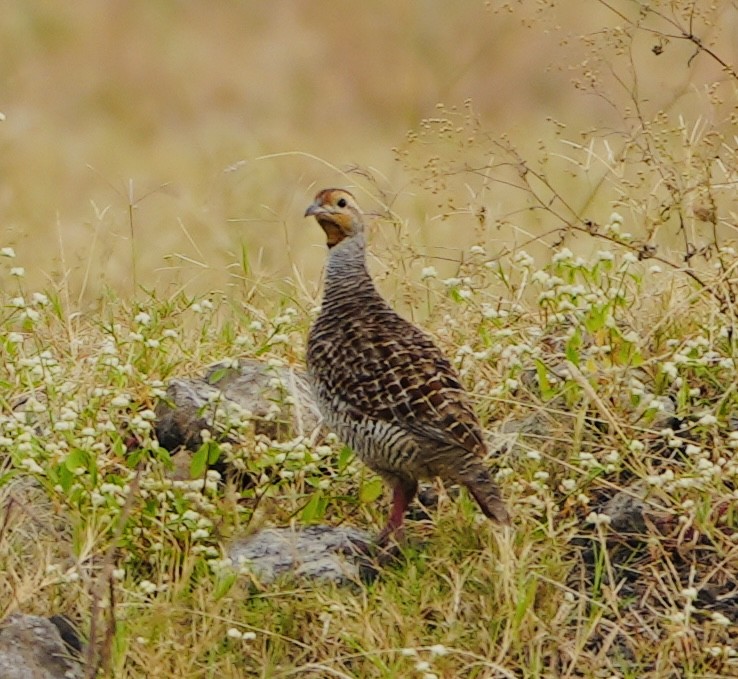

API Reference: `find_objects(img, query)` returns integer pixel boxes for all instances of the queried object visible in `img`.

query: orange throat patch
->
[320,221,347,248]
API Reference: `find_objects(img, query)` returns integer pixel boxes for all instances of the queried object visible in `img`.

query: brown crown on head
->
[304,189,363,247]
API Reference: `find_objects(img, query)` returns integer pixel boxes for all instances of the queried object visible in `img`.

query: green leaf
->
[154,446,173,469]
[208,368,228,385]
[65,449,90,472]
[359,477,384,504]
[213,572,237,600]
[207,441,222,465]
[113,436,127,458]
[127,447,144,469]
[189,441,221,478]
[57,464,74,493]
[337,446,354,471]
[301,490,328,524]
[190,443,209,478]
[565,328,582,366]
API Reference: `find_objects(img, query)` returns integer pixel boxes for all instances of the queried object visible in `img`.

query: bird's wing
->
[308,308,487,456]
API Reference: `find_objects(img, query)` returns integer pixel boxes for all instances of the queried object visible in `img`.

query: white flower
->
[681,587,698,600]
[0,247,16,257]
[429,644,448,656]
[9,267,25,277]
[513,250,534,267]
[420,266,438,279]
[552,248,573,262]
[226,628,243,639]
[661,362,678,379]
[20,458,45,474]
[609,212,624,225]
[139,580,157,594]
[711,612,730,626]
[585,512,612,527]
[697,413,717,426]
[134,311,151,325]
[242,631,256,641]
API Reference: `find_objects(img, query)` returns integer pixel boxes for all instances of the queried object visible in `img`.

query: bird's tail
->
[455,459,511,525]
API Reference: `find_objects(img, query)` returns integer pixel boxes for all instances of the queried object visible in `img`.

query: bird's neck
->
[321,234,380,309]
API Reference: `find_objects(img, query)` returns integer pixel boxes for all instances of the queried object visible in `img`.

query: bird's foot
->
[339,528,405,581]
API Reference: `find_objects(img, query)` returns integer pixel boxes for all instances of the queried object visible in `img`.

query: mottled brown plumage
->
[305,188,510,540]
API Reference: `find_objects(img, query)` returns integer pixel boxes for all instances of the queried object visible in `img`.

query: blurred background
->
[1,1,736,301]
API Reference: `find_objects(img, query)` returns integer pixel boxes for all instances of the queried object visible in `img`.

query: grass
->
[2,1,738,677]
[3,231,738,677]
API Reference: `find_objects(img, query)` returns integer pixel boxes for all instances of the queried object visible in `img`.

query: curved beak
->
[304,202,323,218]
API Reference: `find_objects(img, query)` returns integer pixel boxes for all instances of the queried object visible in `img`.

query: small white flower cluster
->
[15,350,62,384]
[659,335,735,389]
[399,644,448,679]
[601,211,632,240]
[90,482,130,508]
[252,434,338,485]
[585,512,612,527]
[226,628,257,641]
[420,266,438,279]
[190,299,214,314]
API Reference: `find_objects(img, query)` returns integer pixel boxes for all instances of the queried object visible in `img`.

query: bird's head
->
[304,188,364,248]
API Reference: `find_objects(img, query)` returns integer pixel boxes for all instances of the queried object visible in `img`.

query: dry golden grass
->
[3,1,735,300]
[2,1,738,677]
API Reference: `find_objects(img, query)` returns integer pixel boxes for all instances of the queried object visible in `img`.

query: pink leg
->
[378,477,418,544]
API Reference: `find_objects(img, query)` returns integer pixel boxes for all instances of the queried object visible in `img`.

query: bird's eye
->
[337,198,347,208]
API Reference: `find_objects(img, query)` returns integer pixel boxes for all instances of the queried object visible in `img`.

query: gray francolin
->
[305,188,510,541]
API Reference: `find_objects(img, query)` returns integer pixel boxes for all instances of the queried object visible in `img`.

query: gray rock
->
[0,613,82,679]
[229,526,374,584]
[600,483,650,534]
[155,358,323,452]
